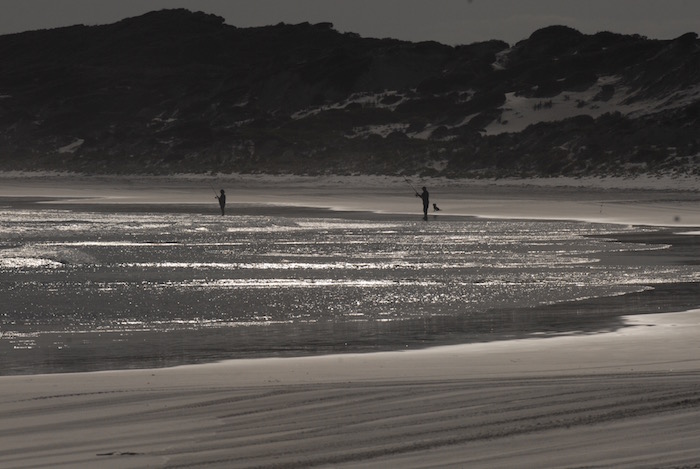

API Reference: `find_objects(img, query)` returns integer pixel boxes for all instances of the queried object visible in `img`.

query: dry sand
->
[2,173,700,468]
[2,310,700,468]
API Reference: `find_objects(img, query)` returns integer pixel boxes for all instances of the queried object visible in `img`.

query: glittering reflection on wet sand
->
[1,204,699,374]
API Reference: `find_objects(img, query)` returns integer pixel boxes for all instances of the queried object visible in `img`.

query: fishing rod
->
[403,176,419,195]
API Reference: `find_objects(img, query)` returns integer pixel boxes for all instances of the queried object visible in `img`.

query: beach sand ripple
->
[2,368,700,468]
[2,306,700,468]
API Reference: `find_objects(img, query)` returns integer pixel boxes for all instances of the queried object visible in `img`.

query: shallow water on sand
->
[1,207,699,374]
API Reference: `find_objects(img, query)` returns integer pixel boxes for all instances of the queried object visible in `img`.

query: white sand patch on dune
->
[484,76,700,135]
[57,138,84,154]
[292,90,408,120]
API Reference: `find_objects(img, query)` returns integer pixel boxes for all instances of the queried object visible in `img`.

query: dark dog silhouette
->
[433,203,440,212]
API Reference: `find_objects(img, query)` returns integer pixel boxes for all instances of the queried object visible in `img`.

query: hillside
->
[0,9,699,177]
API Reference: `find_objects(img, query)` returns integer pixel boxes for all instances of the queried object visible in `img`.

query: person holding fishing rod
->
[416,186,429,221]
[213,188,226,216]
[404,177,430,221]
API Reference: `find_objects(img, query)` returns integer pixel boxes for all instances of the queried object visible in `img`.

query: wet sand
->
[2,174,700,467]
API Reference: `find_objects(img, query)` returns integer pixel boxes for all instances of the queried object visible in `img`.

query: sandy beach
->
[2,309,700,468]
[2,173,700,468]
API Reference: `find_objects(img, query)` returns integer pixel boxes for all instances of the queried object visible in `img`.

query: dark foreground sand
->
[2,175,700,468]
[2,309,700,468]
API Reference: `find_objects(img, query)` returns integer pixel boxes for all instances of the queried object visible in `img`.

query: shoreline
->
[2,306,700,384]
[4,304,700,382]
[5,279,699,377]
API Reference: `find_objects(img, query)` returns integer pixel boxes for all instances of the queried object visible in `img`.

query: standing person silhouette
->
[416,186,429,221]
[215,189,226,216]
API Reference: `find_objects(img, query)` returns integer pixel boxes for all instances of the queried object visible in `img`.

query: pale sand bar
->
[2,174,700,468]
